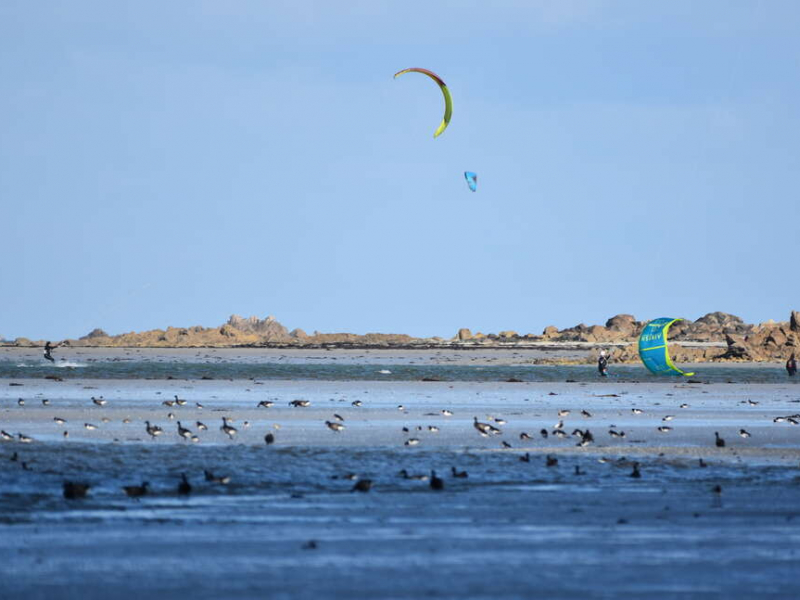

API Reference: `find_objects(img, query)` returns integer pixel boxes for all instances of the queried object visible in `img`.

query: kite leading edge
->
[638,318,695,377]
[394,67,452,138]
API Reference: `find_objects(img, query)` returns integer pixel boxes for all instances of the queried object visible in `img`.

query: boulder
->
[605,314,636,334]
[542,325,558,338]
[290,328,309,339]
[457,328,473,341]
[498,330,518,339]
[226,315,289,340]
[81,328,108,340]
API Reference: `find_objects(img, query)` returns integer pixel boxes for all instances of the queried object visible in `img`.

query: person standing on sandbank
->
[598,350,609,377]
[787,353,798,377]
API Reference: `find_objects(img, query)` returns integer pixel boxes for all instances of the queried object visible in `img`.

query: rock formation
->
[3,310,798,363]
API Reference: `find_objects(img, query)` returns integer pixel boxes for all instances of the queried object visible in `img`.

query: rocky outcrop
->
[81,328,109,340]
[226,315,289,340]
[3,309,798,361]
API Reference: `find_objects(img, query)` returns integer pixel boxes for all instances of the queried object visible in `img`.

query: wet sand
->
[2,374,800,599]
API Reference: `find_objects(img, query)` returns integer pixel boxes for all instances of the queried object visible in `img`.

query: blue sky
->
[2,1,799,340]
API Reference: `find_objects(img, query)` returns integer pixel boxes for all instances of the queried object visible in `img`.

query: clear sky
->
[2,1,799,341]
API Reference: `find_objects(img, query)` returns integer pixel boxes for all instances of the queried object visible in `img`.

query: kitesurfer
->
[43,341,56,363]
[598,350,609,377]
[787,353,798,377]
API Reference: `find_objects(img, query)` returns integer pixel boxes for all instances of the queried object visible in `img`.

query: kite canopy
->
[464,171,477,192]
[638,318,695,377]
[393,67,452,138]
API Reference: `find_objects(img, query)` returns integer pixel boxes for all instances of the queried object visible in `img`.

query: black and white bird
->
[404,438,420,446]
[289,399,311,408]
[196,421,208,431]
[174,395,187,406]
[204,470,230,485]
[83,423,97,431]
[399,469,428,481]
[220,417,237,439]
[451,467,468,478]
[63,481,90,500]
[519,432,532,441]
[325,420,345,432]
[177,421,192,441]
[91,397,106,406]
[351,400,362,407]
[145,421,163,439]
[473,417,501,437]
[739,429,751,438]
[657,426,672,433]
[441,409,453,417]
[54,417,66,425]
[631,408,643,415]
[122,482,149,498]
[351,479,372,492]
[257,400,274,408]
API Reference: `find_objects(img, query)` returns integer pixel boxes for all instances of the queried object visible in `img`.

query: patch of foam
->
[56,361,88,368]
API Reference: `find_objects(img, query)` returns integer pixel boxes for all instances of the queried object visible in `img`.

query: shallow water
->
[2,359,796,383]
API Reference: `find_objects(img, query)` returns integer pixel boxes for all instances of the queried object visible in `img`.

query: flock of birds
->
[3,387,788,502]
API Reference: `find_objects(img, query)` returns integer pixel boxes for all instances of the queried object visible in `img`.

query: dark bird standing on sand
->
[63,481,90,500]
[540,428,549,439]
[473,417,501,437]
[399,469,428,481]
[220,417,237,439]
[351,479,372,492]
[122,482,149,498]
[325,420,345,432]
[520,453,531,463]
[204,470,230,485]
[630,463,641,478]
[264,433,275,445]
[178,474,191,495]
[546,455,558,467]
[715,432,725,448]
[177,421,192,441]
[430,471,444,490]
[145,421,163,439]
[519,432,532,441]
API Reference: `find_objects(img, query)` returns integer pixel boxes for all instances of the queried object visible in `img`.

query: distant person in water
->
[598,350,609,377]
[788,353,798,377]
[43,341,56,363]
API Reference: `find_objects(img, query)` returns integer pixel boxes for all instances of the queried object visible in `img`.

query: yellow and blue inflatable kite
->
[638,317,695,377]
